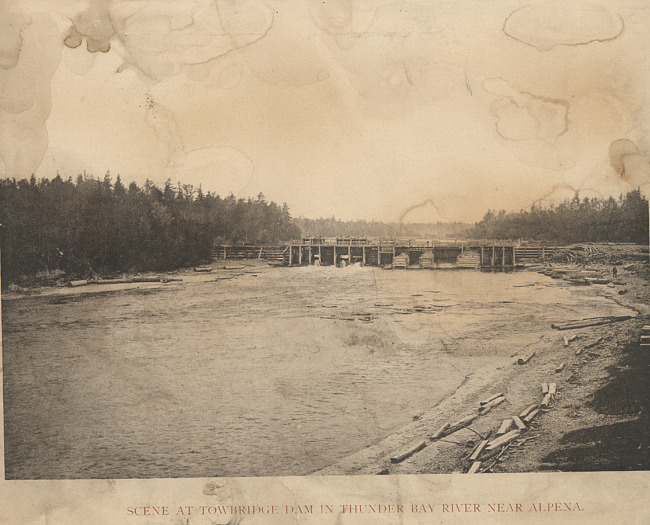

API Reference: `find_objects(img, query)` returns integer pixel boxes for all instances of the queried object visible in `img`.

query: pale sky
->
[1,0,649,222]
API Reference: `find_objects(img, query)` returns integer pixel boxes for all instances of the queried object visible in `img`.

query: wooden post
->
[392,245,396,265]
[349,245,351,265]
[299,245,303,265]
[502,246,505,267]
[481,246,484,266]
[308,245,312,265]
[223,246,227,259]
[362,246,366,265]
[318,245,321,263]
[492,245,495,267]
[333,245,336,266]
[512,246,516,266]
[289,245,293,266]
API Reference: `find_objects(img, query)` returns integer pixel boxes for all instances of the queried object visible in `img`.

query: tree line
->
[466,190,649,244]
[293,217,470,239]
[0,173,300,285]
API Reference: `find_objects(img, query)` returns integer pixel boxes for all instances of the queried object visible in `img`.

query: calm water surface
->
[2,266,630,478]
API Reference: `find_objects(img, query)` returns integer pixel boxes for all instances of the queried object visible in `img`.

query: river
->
[1,264,632,479]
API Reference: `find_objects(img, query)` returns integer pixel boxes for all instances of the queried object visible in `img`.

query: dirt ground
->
[318,248,650,476]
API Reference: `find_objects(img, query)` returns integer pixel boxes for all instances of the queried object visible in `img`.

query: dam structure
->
[286,237,520,269]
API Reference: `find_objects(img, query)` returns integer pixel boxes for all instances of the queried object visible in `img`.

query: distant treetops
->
[467,190,648,244]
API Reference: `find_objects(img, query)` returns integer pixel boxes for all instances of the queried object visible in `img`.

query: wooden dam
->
[214,237,552,269]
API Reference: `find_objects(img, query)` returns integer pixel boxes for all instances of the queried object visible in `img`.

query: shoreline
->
[315,262,649,475]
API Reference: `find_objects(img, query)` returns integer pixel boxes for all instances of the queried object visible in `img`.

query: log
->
[563,336,570,347]
[548,383,557,395]
[575,348,583,356]
[429,422,451,441]
[497,419,513,435]
[540,393,552,408]
[512,415,527,431]
[69,280,88,287]
[467,461,481,474]
[390,440,427,463]
[469,440,489,462]
[584,337,603,349]
[447,414,479,433]
[479,393,504,406]
[519,404,537,419]
[517,351,536,365]
[551,316,632,330]
[132,277,162,283]
[486,430,520,450]
[541,383,549,394]
[523,409,540,423]
[555,362,566,373]
[479,396,505,415]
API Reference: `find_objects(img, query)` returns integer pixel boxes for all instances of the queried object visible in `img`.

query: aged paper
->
[1,0,649,523]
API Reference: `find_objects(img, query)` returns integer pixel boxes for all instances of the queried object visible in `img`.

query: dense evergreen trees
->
[0,173,300,284]
[293,217,470,239]
[467,190,649,244]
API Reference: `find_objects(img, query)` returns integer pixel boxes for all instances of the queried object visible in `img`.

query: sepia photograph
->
[0,0,649,523]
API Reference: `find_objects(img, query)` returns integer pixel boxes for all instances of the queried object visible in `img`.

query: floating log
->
[469,440,489,462]
[132,277,162,283]
[519,404,537,419]
[555,362,566,373]
[467,461,481,474]
[551,316,632,331]
[541,383,549,394]
[479,393,504,406]
[69,280,88,287]
[523,409,540,423]
[430,422,451,441]
[517,351,536,365]
[390,440,427,463]
[540,393,552,408]
[512,415,527,431]
[497,419,513,435]
[486,430,520,451]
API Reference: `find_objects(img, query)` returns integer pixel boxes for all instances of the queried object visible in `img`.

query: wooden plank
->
[497,419,513,435]
[519,404,537,419]
[486,430,520,450]
[512,415,527,431]
[390,440,427,463]
[467,461,481,474]
[524,409,540,423]
[469,440,489,462]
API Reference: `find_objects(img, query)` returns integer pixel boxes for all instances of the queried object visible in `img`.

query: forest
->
[0,173,300,285]
[466,190,649,244]
[293,217,470,239]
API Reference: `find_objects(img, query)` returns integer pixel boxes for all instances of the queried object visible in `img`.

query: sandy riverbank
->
[316,261,650,475]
